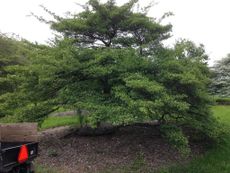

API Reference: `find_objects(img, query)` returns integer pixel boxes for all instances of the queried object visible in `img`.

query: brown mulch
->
[36,125,204,173]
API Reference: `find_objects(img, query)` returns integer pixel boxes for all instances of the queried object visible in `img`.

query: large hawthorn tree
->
[1,0,223,154]
[26,0,173,125]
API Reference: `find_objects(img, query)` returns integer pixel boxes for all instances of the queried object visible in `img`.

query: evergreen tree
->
[210,54,230,97]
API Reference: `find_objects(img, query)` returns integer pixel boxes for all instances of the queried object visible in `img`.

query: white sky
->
[0,0,230,65]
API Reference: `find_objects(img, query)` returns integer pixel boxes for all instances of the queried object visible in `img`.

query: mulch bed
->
[36,125,204,173]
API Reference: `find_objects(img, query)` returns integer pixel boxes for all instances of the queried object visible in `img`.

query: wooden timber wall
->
[0,123,38,142]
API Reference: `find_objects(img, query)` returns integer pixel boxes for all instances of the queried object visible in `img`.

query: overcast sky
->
[0,0,230,65]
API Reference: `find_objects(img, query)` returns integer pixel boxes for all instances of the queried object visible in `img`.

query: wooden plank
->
[0,123,38,142]
[0,135,38,142]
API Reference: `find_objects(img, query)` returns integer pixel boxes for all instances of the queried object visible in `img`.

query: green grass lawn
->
[40,115,80,130]
[213,105,230,122]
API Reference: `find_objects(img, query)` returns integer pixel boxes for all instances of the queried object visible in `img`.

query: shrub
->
[160,125,190,156]
[215,97,230,105]
[0,0,223,152]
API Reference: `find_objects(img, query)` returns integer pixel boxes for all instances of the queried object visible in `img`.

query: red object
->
[18,145,29,164]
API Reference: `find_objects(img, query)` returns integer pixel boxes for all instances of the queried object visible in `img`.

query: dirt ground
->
[36,125,203,173]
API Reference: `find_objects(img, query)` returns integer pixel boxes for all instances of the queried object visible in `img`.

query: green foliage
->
[160,125,190,156]
[174,39,208,61]
[50,0,171,54]
[0,34,32,118]
[210,54,230,97]
[0,0,221,153]
[157,106,230,173]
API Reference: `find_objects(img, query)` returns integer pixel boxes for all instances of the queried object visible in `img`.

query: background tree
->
[0,34,27,94]
[0,34,31,118]
[210,54,230,97]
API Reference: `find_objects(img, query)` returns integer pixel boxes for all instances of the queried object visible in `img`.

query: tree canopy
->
[46,0,172,55]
